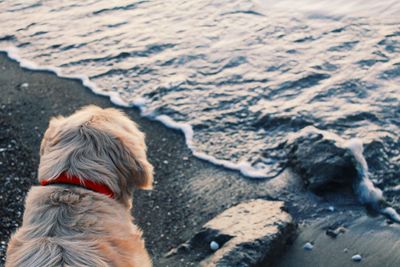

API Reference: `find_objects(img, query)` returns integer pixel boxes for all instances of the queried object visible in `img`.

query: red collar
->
[40,172,114,198]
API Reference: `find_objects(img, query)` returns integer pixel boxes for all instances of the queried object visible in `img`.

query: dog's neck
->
[40,172,114,198]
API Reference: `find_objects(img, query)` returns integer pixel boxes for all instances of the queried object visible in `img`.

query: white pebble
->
[21,83,29,88]
[303,242,314,251]
[328,206,335,212]
[352,254,362,262]
[210,241,219,251]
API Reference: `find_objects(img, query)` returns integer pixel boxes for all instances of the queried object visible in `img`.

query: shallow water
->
[0,0,399,197]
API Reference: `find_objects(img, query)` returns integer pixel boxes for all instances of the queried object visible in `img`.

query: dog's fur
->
[5,106,154,267]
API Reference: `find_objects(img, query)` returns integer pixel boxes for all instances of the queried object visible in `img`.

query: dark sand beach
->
[1,53,400,267]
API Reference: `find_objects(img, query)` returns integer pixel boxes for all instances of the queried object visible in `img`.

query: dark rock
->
[285,128,358,193]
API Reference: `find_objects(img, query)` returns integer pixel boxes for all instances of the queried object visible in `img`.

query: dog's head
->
[39,105,153,206]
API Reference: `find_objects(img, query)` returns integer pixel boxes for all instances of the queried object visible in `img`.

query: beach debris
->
[352,254,362,262]
[210,241,219,251]
[164,243,191,258]
[166,199,296,267]
[303,242,314,251]
[326,226,346,238]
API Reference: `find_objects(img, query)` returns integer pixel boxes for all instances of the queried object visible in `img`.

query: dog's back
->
[6,106,153,266]
[6,186,151,267]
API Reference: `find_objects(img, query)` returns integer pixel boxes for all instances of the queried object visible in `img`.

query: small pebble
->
[21,83,29,88]
[344,248,348,253]
[352,254,362,262]
[328,206,335,212]
[303,242,314,251]
[210,241,219,251]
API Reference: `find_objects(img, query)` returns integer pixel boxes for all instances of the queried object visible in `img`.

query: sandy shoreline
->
[0,53,275,266]
[1,53,400,267]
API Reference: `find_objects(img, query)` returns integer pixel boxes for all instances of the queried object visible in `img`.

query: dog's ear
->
[111,131,154,191]
[99,109,154,191]
[40,116,64,156]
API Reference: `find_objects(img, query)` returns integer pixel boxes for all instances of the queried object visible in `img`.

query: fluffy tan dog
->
[6,105,154,267]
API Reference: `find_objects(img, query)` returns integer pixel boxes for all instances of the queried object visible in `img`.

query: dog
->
[5,105,154,267]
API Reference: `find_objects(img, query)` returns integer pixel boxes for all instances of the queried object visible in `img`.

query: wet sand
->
[0,53,399,266]
[277,215,400,267]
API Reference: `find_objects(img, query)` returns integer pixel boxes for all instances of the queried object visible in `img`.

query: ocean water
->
[0,0,399,200]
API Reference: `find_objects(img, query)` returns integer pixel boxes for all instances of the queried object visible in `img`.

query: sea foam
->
[346,139,400,223]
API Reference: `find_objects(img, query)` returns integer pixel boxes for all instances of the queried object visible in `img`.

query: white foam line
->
[1,46,269,179]
[346,139,400,223]
[346,139,383,206]
[4,47,132,106]
[149,114,268,178]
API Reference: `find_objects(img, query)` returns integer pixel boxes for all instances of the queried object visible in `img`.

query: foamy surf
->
[347,139,400,223]
[135,104,272,178]
[1,47,270,179]
[4,47,132,106]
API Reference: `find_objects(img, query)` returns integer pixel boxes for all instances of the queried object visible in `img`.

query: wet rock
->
[167,199,296,267]
[285,128,358,193]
